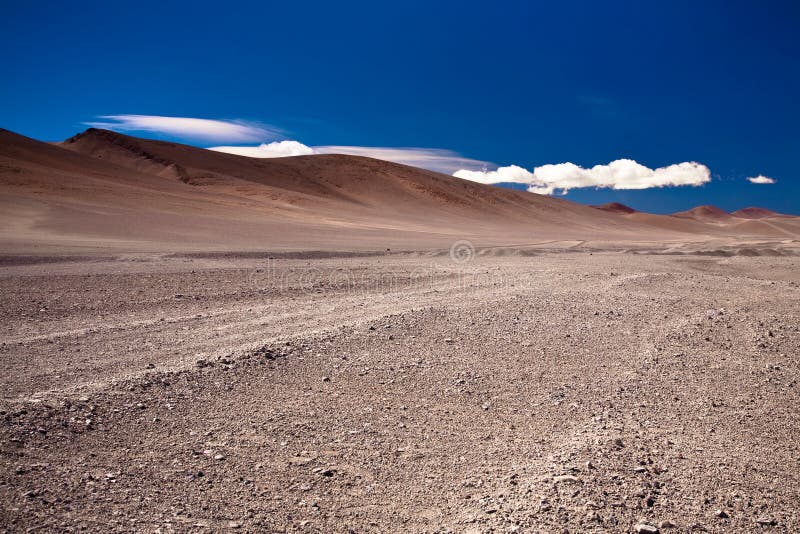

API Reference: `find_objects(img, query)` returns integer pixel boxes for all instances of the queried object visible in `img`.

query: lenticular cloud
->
[211,143,490,174]
[454,159,711,195]
[747,175,776,184]
[85,115,280,144]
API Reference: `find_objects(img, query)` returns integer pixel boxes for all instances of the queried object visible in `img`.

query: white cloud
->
[85,115,280,143]
[747,175,776,184]
[453,165,534,185]
[210,140,314,158]
[454,159,711,195]
[313,146,489,174]
[211,142,491,174]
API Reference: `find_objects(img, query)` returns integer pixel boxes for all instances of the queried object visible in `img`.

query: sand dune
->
[0,128,797,253]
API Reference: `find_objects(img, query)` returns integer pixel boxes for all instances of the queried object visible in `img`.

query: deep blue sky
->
[2,0,799,214]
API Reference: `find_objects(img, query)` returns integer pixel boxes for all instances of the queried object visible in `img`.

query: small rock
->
[228,520,242,528]
[444,338,454,343]
[321,376,330,382]
[756,517,776,526]
[539,497,551,511]
[213,454,225,461]
[715,509,729,519]
[658,520,676,529]
[634,524,659,534]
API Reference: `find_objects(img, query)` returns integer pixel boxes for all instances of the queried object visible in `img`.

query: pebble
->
[634,524,659,534]
[213,454,225,461]
[714,509,729,519]
[658,520,676,529]
[756,517,776,526]
[321,376,330,382]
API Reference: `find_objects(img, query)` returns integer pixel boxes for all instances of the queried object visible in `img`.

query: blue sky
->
[2,0,798,214]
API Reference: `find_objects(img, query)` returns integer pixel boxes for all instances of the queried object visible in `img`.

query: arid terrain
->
[1,250,799,533]
[1,129,799,532]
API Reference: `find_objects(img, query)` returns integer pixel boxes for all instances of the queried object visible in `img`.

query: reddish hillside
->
[592,202,636,214]
[672,205,734,222]
[731,207,783,219]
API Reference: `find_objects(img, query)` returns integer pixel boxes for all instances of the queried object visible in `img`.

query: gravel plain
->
[1,250,799,532]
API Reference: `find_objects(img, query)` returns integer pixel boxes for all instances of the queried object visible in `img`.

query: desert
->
[1,126,799,532]
[3,3,800,531]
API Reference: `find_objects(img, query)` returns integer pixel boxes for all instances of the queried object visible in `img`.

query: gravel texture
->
[1,251,799,532]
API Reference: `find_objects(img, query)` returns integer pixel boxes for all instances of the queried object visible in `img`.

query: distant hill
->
[1,127,797,253]
[592,202,636,214]
[672,205,734,222]
[731,207,784,219]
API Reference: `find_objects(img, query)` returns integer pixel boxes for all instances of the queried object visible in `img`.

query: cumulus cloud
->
[454,159,711,195]
[84,115,281,143]
[453,165,534,185]
[211,142,490,174]
[209,140,314,158]
[747,175,776,184]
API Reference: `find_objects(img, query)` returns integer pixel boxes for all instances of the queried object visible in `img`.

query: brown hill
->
[672,205,734,222]
[1,127,797,253]
[592,202,636,214]
[731,207,783,219]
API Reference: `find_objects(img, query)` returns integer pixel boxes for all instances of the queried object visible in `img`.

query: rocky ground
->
[1,251,799,532]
